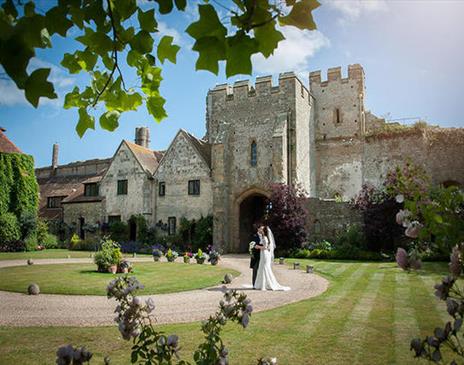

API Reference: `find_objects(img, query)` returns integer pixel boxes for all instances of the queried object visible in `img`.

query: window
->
[117,179,128,195]
[159,182,165,196]
[335,108,341,124]
[47,196,65,208]
[84,183,99,197]
[108,215,121,225]
[188,180,200,195]
[250,141,257,167]
[168,217,176,235]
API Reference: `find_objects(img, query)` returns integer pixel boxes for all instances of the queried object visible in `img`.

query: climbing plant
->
[0,152,39,219]
[0,0,320,136]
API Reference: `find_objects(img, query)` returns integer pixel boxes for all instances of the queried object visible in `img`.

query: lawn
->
[0,262,238,295]
[0,260,452,364]
[0,249,150,260]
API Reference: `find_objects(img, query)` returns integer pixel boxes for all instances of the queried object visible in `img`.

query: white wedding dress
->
[254,229,290,291]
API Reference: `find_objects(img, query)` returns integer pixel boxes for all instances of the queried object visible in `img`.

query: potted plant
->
[94,237,122,273]
[194,249,206,264]
[152,244,164,262]
[166,249,179,262]
[119,259,132,273]
[183,252,192,263]
[208,248,221,266]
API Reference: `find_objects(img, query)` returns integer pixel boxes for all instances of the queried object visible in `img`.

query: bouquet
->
[249,241,256,255]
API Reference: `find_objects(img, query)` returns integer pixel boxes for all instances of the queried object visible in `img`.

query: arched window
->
[250,141,257,166]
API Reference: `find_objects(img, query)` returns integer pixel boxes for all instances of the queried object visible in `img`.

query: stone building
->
[36,64,464,251]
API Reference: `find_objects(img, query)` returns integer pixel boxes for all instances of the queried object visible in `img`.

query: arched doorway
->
[237,192,269,252]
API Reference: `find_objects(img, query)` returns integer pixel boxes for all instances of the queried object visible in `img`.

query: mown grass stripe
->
[418,275,450,323]
[328,272,386,363]
[394,273,421,364]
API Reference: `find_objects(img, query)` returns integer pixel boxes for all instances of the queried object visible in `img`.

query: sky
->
[1,0,463,168]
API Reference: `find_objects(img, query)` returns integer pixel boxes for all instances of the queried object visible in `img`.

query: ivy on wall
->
[0,152,39,219]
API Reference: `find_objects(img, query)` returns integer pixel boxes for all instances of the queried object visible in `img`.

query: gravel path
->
[0,255,328,327]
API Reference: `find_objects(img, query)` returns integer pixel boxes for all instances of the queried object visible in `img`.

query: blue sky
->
[1,0,463,167]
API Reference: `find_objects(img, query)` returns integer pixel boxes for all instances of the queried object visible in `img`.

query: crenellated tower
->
[310,64,366,141]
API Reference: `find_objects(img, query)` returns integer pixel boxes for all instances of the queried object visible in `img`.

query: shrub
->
[69,233,80,248]
[0,212,21,251]
[334,224,366,258]
[36,218,49,243]
[192,215,213,251]
[119,241,152,254]
[24,234,37,251]
[109,221,129,242]
[41,233,58,249]
[306,240,333,251]
[267,183,308,250]
[70,238,100,251]
[18,211,37,240]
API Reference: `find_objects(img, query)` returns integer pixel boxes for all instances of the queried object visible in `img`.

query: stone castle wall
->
[154,131,213,224]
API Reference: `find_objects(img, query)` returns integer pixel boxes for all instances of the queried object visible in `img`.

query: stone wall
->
[62,201,105,227]
[154,131,213,226]
[305,198,363,242]
[99,142,154,224]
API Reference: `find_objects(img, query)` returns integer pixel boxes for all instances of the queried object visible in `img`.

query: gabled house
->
[153,129,212,235]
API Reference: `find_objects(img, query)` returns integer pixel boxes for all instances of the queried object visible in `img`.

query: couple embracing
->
[249,223,290,291]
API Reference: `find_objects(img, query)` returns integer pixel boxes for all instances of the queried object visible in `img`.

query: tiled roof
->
[124,140,163,174]
[0,128,22,154]
[182,130,212,168]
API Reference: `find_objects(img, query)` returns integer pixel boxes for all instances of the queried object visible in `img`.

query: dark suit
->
[250,233,261,286]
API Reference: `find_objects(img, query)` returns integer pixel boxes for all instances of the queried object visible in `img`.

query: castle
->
[36,64,464,252]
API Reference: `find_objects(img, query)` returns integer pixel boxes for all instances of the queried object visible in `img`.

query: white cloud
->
[252,28,330,75]
[158,21,190,48]
[325,0,388,23]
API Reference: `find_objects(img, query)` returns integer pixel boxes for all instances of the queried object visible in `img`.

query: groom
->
[250,223,264,287]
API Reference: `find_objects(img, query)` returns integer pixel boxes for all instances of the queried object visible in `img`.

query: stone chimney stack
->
[135,127,150,148]
[52,143,59,169]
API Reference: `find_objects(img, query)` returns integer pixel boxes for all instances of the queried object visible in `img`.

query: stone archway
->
[233,188,270,253]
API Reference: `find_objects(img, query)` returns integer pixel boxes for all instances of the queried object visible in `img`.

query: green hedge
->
[0,152,38,218]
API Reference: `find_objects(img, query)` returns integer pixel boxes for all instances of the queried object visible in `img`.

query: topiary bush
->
[109,221,129,242]
[0,212,21,251]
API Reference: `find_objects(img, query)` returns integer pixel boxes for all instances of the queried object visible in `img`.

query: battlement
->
[309,64,364,88]
[209,72,309,99]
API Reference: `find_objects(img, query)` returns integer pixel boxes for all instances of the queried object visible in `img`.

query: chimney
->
[52,143,59,170]
[135,127,150,148]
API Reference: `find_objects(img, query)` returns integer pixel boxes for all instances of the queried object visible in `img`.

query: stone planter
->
[183,257,190,264]
[153,256,161,262]
[210,258,219,266]
[279,257,285,265]
[167,256,176,262]
[196,257,206,264]
[109,265,118,274]
[121,267,129,274]
[293,262,300,270]
[306,265,313,273]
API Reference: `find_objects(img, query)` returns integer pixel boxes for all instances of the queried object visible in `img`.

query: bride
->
[254,225,290,291]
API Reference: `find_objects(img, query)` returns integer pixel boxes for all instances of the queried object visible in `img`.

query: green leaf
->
[64,86,86,109]
[76,50,97,71]
[138,9,157,33]
[24,1,35,17]
[434,215,443,224]
[112,0,137,20]
[126,50,141,67]
[45,6,73,37]
[61,53,81,74]
[186,5,227,40]
[174,0,187,11]
[130,30,154,54]
[100,110,120,131]
[0,35,33,87]
[279,0,320,30]
[24,68,57,108]
[76,108,95,138]
[2,0,18,18]
[146,94,167,122]
[75,27,113,55]
[192,36,226,74]
[157,36,180,64]
[155,0,174,14]
[254,21,284,58]
[225,33,258,77]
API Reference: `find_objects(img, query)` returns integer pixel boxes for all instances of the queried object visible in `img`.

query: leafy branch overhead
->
[0,0,320,137]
